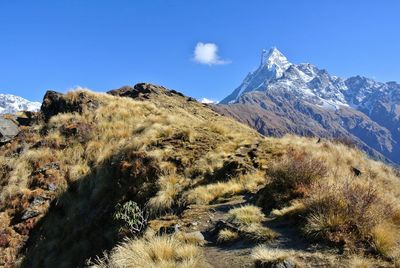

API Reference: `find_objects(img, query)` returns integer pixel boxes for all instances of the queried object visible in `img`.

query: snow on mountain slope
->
[0,94,41,114]
[198,97,218,104]
[221,47,400,113]
[217,48,400,164]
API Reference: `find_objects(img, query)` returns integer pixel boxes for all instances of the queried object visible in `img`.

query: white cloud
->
[193,42,230,65]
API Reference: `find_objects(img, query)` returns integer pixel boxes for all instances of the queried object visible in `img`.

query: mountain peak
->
[260,47,291,79]
[261,47,290,67]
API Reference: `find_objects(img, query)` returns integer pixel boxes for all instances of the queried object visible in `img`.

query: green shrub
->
[113,201,147,235]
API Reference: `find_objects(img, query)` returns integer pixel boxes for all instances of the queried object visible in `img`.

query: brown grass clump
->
[347,255,375,268]
[217,229,239,244]
[185,171,266,205]
[270,200,306,218]
[90,235,210,268]
[228,205,265,226]
[251,246,299,268]
[227,205,277,242]
[240,223,278,242]
[371,222,400,260]
[147,174,189,216]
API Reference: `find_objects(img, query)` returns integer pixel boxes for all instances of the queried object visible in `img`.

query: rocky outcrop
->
[0,117,19,143]
[41,90,99,121]
[108,83,187,100]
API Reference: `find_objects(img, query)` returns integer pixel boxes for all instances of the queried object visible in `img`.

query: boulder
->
[41,90,99,121]
[0,117,19,143]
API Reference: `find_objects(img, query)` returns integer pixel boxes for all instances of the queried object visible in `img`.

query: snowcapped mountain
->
[216,48,400,164]
[198,97,218,104]
[0,94,41,114]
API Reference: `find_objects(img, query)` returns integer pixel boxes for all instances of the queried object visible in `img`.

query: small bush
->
[303,179,392,246]
[268,150,327,191]
[113,201,147,235]
[261,150,327,208]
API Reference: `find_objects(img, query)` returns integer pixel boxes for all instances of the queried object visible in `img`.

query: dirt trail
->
[175,194,347,268]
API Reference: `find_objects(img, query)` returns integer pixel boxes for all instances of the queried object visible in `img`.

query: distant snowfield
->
[0,94,41,114]
[199,97,218,104]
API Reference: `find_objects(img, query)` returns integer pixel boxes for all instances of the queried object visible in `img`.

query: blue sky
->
[1,0,399,102]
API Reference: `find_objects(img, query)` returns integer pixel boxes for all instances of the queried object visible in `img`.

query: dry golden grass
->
[3,86,400,267]
[270,200,306,218]
[259,135,400,260]
[185,171,266,205]
[347,256,374,268]
[240,223,278,242]
[1,86,266,266]
[251,246,298,267]
[217,229,239,244]
[147,174,189,216]
[91,235,210,268]
[185,181,244,205]
[371,223,400,260]
[226,205,277,242]
[228,205,265,226]
[173,231,206,246]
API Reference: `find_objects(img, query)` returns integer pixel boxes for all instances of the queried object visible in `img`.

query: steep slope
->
[0,94,41,114]
[0,83,399,268]
[217,48,400,164]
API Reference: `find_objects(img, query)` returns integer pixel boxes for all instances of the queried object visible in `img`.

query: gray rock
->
[21,209,39,220]
[31,197,46,207]
[0,117,19,143]
[187,231,204,241]
[48,183,58,192]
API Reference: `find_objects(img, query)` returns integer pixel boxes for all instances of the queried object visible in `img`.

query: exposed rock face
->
[41,90,99,121]
[108,83,186,100]
[0,117,19,143]
[217,48,400,164]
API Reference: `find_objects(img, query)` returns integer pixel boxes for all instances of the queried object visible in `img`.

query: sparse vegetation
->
[1,85,400,267]
[256,135,400,262]
[90,235,210,268]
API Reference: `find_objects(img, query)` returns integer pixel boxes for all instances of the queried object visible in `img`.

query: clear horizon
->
[1,0,400,102]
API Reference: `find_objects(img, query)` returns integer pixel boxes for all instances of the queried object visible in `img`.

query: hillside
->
[1,83,400,267]
[217,48,400,165]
